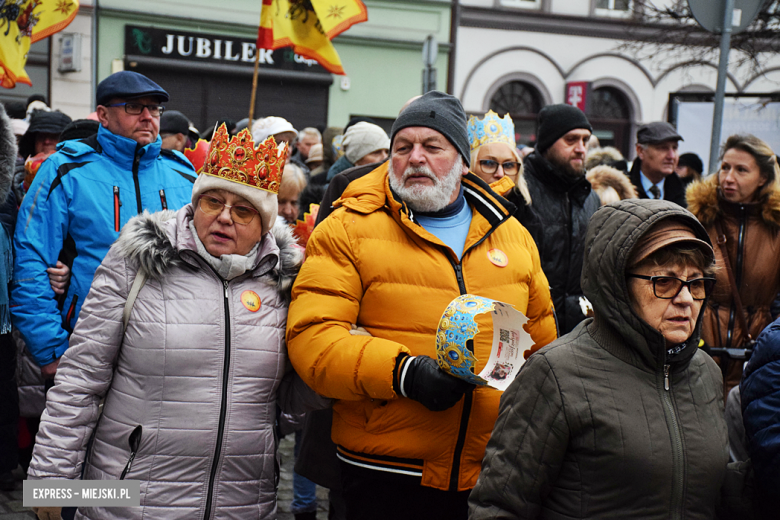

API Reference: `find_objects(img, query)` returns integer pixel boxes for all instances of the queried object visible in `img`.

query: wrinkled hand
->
[397,355,472,412]
[40,358,59,380]
[46,261,70,295]
[32,506,62,520]
[349,324,372,337]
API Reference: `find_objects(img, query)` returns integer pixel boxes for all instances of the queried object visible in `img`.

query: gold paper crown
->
[202,124,287,195]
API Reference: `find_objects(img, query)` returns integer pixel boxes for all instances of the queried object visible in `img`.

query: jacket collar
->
[525,151,593,205]
[333,162,515,255]
[96,125,162,172]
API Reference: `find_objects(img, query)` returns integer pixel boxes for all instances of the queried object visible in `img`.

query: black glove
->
[394,354,471,411]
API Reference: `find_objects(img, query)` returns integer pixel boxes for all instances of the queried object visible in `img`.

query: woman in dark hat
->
[14,111,72,203]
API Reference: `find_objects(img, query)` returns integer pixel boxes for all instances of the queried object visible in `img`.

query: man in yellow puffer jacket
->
[286,91,557,520]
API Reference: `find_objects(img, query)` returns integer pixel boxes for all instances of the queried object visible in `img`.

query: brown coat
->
[686,176,780,394]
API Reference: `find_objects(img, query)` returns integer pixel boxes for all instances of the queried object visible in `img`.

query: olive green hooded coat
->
[469,199,728,519]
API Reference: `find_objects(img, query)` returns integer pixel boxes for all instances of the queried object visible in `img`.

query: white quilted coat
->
[28,205,312,519]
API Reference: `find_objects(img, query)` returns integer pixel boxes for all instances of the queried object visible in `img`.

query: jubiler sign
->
[125,25,328,74]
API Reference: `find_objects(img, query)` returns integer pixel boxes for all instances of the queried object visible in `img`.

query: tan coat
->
[687,176,780,394]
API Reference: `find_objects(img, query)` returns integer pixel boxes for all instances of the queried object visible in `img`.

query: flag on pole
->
[0,0,80,88]
[257,0,367,75]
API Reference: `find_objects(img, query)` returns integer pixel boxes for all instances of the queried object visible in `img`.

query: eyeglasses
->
[197,195,259,225]
[105,102,165,117]
[478,159,519,175]
[627,274,715,300]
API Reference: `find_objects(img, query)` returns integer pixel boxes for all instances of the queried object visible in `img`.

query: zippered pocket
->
[120,425,142,480]
[63,295,78,333]
[159,189,168,210]
[113,186,121,232]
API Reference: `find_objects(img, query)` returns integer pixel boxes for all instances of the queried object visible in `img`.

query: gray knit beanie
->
[535,104,592,154]
[390,91,470,164]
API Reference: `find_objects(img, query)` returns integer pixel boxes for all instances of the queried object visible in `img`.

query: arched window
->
[489,81,543,145]
[587,86,632,157]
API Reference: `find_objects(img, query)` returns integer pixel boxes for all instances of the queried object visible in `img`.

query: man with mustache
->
[11,71,196,385]
[287,91,556,520]
[522,104,601,335]
[627,121,687,208]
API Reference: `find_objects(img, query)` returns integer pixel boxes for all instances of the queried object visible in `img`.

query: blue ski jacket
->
[11,125,196,367]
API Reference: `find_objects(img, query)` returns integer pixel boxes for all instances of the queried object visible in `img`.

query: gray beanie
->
[343,122,390,164]
[536,104,592,154]
[390,91,470,164]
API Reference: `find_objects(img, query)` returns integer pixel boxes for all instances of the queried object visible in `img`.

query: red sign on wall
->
[565,82,591,112]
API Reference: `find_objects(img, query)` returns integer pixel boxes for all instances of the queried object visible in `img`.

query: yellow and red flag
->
[0,0,79,88]
[257,0,367,75]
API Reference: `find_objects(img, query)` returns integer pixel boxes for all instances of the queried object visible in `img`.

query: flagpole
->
[248,4,264,124]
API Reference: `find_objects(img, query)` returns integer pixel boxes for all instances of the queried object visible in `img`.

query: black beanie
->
[390,91,470,164]
[535,104,592,154]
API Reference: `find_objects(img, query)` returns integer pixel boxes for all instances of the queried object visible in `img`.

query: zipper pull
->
[664,364,670,391]
[224,280,229,299]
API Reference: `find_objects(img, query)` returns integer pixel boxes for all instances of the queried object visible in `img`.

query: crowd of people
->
[0,69,779,520]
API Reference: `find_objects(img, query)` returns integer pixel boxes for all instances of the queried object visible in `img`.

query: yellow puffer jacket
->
[286,163,557,491]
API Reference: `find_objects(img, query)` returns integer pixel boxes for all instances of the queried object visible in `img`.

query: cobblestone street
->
[0,435,328,520]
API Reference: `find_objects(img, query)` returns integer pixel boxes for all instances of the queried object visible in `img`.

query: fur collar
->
[686,175,780,228]
[115,209,303,300]
[586,165,638,200]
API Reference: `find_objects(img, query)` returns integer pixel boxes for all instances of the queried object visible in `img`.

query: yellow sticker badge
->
[487,249,508,267]
[241,290,261,312]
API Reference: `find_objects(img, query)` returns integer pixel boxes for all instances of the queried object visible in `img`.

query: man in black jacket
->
[627,122,687,207]
[523,104,600,334]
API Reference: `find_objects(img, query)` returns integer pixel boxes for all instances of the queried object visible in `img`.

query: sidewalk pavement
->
[0,435,328,520]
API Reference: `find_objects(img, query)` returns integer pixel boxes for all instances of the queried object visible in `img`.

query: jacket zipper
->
[132,152,142,214]
[725,206,746,349]
[64,295,78,331]
[203,278,231,520]
[409,195,505,492]
[159,189,168,210]
[113,186,121,232]
[661,364,685,520]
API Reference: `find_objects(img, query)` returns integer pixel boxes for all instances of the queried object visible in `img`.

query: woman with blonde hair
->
[686,133,780,396]
[467,111,534,230]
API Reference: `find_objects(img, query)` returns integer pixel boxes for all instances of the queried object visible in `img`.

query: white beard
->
[388,158,463,213]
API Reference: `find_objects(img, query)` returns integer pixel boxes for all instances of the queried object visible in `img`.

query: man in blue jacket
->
[11,71,197,382]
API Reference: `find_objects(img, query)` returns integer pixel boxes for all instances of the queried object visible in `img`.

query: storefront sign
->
[565,81,591,112]
[125,25,328,74]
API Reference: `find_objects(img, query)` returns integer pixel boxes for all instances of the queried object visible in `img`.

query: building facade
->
[455,0,780,158]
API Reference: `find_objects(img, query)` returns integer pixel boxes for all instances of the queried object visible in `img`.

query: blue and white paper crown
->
[467,110,516,152]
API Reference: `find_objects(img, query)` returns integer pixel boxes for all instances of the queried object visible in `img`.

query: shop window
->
[489,81,543,146]
[587,86,632,157]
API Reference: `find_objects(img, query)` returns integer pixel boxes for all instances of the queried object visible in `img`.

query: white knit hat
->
[343,122,390,164]
[251,116,298,144]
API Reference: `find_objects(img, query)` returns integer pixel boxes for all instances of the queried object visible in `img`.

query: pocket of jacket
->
[113,186,121,232]
[119,425,142,480]
[63,295,78,333]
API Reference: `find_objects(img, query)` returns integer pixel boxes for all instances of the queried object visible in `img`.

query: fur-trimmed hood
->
[686,174,780,228]
[585,146,624,171]
[115,205,303,299]
[586,165,638,201]
[0,104,18,204]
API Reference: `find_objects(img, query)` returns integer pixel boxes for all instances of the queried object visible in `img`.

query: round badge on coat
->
[487,249,508,267]
[241,290,261,312]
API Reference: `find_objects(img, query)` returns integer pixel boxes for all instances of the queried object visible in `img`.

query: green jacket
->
[469,199,728,519]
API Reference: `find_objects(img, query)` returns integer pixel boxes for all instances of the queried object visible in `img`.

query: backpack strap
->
[123,270,148,334]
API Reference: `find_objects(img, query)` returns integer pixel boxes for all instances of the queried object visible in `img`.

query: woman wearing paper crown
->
[27,124,326,520]
[467,111,536,232]
[470,199,729,519]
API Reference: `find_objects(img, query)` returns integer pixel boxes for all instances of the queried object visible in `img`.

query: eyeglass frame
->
[104,102,165,117]
[478,159,520,175]
[626,273,716,301]
[197,194,260,225]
